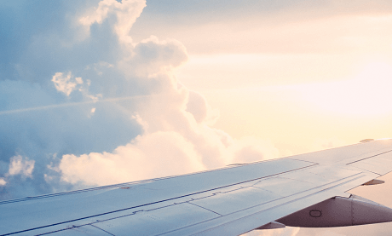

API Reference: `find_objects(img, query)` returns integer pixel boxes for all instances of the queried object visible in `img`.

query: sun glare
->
[300,60,392,117]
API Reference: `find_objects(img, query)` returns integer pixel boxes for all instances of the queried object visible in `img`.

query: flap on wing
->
[91,203,218,236]
[347,150,392,175]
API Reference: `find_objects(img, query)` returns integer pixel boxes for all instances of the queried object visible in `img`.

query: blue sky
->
[1,1,392,235]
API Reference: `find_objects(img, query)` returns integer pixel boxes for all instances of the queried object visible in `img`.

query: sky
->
[1,0,392,235]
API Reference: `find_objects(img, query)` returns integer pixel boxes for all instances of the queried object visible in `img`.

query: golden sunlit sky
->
[130,0,392,155]
[132,3,392,235]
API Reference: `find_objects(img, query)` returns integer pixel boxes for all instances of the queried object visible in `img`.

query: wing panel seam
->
[90,225,116,236]
[187,202,222,216]
[346,149,392,165]
[188,173,369,236]
[0,163,317,236]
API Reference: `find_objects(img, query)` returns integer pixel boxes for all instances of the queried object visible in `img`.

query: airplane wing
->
[2,139,392,236]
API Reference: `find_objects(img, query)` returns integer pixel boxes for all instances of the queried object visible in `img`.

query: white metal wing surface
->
[1,139,392,236]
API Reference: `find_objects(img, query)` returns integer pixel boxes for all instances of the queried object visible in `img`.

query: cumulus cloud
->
[120,35,189,77]
[79,0,146,44]
[56,0,279,186]
[0,0,278,200]
[59,131,205,185]
[52,72,84,96]
[7,155,35,178]
[0,155,35,195]
[186,90,219,125]
[233,138,279,164]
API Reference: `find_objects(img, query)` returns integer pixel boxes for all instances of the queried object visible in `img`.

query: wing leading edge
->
[1,139,392,236]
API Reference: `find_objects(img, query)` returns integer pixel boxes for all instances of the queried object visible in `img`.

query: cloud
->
[119,35,188,77]
[186,90,219,125]
[52,72,84,96]
[59,131,205,185]
[79,0,146,44]
[53,0,279,187]
[233,138,279,164]
[0,0,278,200]
[5,3,390,235]
[7,155,35,178]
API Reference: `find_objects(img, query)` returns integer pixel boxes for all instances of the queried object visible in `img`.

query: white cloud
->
[79,0,146,45]
[119,35,189,78]
[54,0,279,187]
[186,90,219,125]
[0,178,6,186]
[232,137,279,164]
[52,72,83,96]
[8,155,35,178]
[51,71,101,102]
[0,0,279,199]
[58,87,279,185]
[59,131,205,185]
